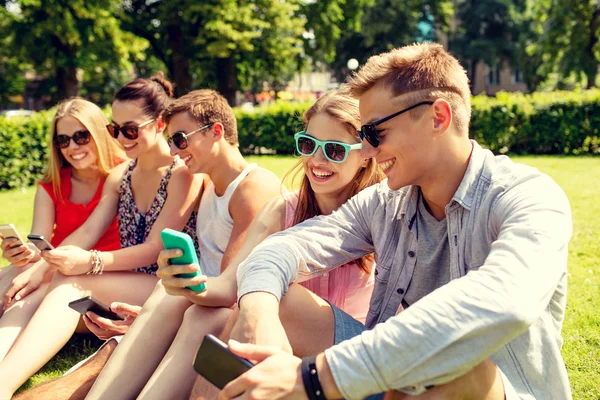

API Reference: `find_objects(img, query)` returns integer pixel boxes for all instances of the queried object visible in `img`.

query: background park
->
[0,0,599,398]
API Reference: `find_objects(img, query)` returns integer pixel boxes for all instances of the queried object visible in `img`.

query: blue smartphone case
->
[160,228,206,292]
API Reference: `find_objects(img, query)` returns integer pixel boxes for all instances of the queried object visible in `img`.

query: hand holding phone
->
[27,234,55,252]
[68,296,125,321]
[0,224,26,247]
[0,224,37,266]
[193,334,254,389]
[160,228,205,292]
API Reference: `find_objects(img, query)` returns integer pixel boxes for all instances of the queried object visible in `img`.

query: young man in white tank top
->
[16,90,282,400]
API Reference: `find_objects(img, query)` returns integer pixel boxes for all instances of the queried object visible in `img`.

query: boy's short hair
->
[163,89,238,145]
[346,42,472,134]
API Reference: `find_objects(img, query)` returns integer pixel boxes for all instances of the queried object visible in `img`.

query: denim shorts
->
[330,302,385,400]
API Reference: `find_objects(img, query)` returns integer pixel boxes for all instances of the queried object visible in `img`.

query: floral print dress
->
[118,159,199,275]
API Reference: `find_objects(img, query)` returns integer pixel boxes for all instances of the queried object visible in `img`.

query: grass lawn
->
[0,155,598,398]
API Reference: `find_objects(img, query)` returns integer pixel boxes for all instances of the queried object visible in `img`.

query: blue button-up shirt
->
[238,142,572,400]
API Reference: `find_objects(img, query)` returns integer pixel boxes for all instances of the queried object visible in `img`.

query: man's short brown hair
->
[163,89,238,145]
[347,42,471,134]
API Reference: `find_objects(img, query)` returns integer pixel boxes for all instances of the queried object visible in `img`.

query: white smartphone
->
[0,224,27,248]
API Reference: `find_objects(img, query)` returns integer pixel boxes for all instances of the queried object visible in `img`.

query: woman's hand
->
[41,246,93,275]
[83,302,141,340]
[1,239,39,267]
[3,261,53,311]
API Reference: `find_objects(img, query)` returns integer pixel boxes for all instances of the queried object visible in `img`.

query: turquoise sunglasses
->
[294,132,362,163]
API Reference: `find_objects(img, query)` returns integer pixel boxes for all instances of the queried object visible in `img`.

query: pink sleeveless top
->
[284,193,374,323]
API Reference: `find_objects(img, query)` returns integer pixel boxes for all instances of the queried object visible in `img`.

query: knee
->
[181,305,230,335]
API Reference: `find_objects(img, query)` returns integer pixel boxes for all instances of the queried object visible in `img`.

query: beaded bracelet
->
[86,250,104,275]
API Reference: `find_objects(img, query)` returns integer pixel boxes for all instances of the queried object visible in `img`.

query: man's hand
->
[219,340,306,400]
[230,292,292,354]
[42,246,93,275]
[83,302,141,340]
[1,239,39,267]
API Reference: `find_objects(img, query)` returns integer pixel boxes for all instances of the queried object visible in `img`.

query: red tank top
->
[39,168,121,251]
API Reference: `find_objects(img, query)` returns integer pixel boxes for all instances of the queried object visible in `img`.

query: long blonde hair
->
[43,98,126,202]
[284,90,385,273]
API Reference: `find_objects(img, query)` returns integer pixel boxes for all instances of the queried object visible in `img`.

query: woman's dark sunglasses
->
[357,101,434,148]
[294,132,362,163]
[54,130,92,149]
[106,118,155,140]
[167,123,214,150]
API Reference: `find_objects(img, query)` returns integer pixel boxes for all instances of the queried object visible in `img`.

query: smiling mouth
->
[181,154,192,164]
[311,167,334,180]
[379,158,396,172]
[123,143,137,150]
[70,153,87,161]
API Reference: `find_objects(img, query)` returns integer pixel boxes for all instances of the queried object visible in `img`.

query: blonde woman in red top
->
[0,97,125,360]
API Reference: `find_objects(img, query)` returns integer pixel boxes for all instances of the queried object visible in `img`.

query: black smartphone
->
[193,334,254,389]
[26,234,54,251]
[68,296,124,321]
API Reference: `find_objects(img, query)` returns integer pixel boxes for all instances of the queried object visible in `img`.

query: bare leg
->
[0,271,157,398]
[189,283,335,400]
[86,282,193,400]
[0,282,49,361]
[384,358,505,400]
[138,305,232,400]
[13,337,119,400]
[0,265,19,315]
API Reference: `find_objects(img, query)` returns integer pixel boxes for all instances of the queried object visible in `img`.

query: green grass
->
[1,155,599,398]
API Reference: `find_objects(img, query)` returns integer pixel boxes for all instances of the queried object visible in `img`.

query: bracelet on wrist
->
[301,355,326,400]
[86,250,105,275]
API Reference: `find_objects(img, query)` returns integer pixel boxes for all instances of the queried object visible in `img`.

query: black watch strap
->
[301,355,326,400]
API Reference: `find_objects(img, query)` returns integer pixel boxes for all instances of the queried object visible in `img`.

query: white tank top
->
[196,164,257,277]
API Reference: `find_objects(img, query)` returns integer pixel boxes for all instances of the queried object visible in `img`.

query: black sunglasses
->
[167,123,215,150]
[357,101,434,148]
[107,118,155,140]
[54,130,92,149]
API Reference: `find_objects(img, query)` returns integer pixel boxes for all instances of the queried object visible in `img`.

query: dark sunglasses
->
[167,123,214,150]
[294,132,362,163]
[54,130,92,149]
[357,101,434,148]
[107,118,155,140]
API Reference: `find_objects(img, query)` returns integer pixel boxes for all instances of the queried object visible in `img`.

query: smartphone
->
[68,296,125,321]
[193,334,254,389]
[26,234,55,251]
[0,224,26,248]
[160,228,205,292]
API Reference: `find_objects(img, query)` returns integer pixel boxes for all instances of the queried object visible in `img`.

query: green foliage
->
[7,0,147,102]
[235,101,311,154]
[470,89,600,154]
[520,0,600,90]
[1,90,598,191]
[0,7,30,107]
[0,110,53,190]
[450,0,525,90]
[330,0,454,82]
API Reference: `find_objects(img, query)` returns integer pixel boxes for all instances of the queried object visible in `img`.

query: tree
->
[0,5,30,108]
[450,0,526,92]
[330,0,454,82]
[8,0,144,102]
[532,0,600,88]
[118,0,306,104]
